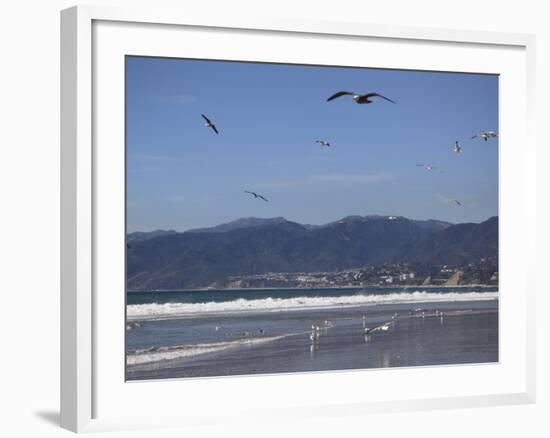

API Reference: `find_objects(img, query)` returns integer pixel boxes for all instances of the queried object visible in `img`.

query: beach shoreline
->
[126,287,498,321]
[126,299,498,380]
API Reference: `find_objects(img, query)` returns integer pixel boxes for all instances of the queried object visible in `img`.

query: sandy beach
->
[126,298,498,380]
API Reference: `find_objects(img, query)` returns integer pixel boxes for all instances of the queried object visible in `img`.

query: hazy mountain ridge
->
[126,216,497,290]
[186,217,292,233]
[127,229,178,243]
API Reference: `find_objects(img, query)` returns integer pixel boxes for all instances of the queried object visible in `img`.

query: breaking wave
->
[127,335,286,365]
[127,290,498,321]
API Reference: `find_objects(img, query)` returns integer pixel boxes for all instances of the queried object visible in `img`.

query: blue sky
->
[126,56,498,232]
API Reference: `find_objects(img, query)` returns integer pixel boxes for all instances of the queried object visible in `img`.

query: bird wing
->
[471,134,478,139]
[416,164,424,166]
[454,200,462,206]
[201,114,212,124]
[326,91,355,102]
[258,195,269,202]
[365,93,396,104]
[211,124,219,134]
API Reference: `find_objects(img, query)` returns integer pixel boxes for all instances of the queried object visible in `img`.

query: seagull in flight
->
[326,91,396,105]
[471,130,498,141]
[244,190,268,202]
[316,140,331,147]
[454,141,462,154]
[416,164,438,171]
[443,197,462,206]
[201,114,219,134]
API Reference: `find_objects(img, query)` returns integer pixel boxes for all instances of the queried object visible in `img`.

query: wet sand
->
[126,300,498,380]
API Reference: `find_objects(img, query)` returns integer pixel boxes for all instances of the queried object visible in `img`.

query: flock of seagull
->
[199,89,498,209]
[307,307,449,353]
[209,309,449,354]
[412,130,498,207]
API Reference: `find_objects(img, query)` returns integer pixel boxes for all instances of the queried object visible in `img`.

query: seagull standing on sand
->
[471,130,498,141]
[201,114,219,134]
[326,91,396,105]
[316,140,331,147]
[244,190,268,202]
[454,141,462,154]
[310,326,320,342]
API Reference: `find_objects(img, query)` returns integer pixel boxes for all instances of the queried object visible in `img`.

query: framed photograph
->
[61,5,536,432]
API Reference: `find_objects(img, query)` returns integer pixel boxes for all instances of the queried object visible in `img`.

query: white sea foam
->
[127,335,286,365]
[127,291,498,321]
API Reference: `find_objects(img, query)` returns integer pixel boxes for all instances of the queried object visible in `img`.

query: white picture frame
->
[60,5,536,433]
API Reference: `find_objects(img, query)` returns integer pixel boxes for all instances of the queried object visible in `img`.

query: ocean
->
[126,286,498,380]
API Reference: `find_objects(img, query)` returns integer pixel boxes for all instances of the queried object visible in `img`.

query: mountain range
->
[127,215,497,290]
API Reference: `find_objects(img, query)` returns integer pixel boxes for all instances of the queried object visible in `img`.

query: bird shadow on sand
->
[34,410,60,427]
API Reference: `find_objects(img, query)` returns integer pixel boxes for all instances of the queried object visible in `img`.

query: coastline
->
[126,299,499,380]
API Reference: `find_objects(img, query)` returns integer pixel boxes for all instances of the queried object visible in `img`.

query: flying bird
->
[316,140,331,147]
[454,141,462,154]
[471,130,498,141]
[244,190,268,202]
[416,164,438,171]
[326,91,396,105]
[443,197,462,206]
[201,114,219,134]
